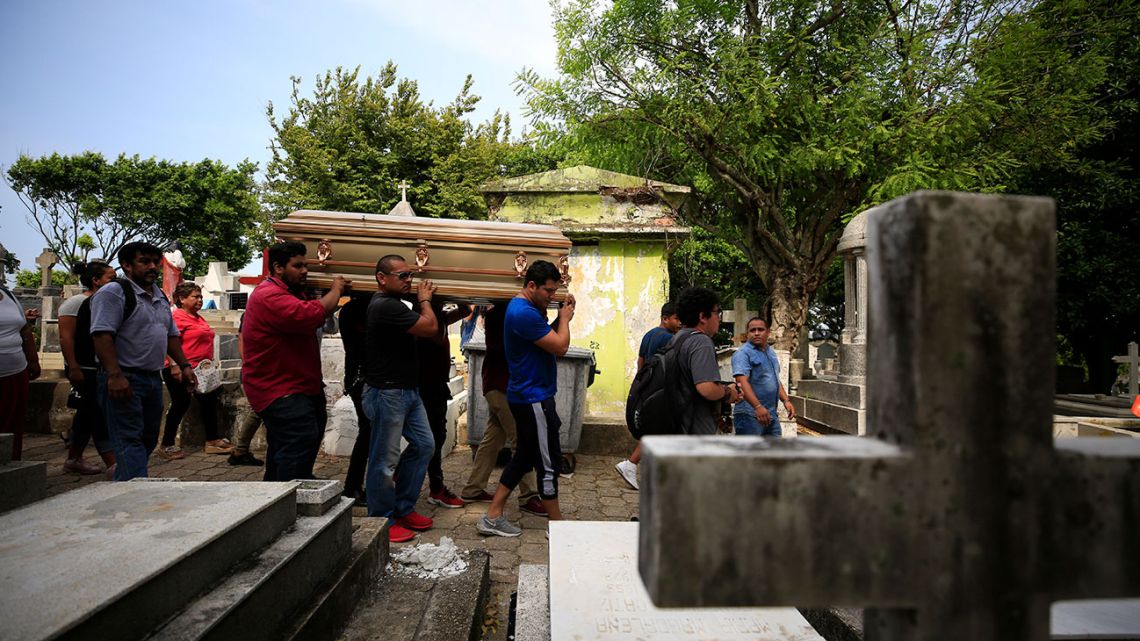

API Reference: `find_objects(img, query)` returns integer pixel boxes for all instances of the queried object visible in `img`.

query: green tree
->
[6,153,262,275]
[263,63,558,232]
[15,269,70,289]
[521,0,1116,352]
[990,0,1140,392]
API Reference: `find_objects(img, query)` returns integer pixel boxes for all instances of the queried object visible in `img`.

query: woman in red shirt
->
[158,282,232,458]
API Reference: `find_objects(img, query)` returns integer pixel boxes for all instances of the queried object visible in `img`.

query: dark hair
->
[660,301,677,318]
[676,287,721,327]
[117,241,163,266]
[525,260,561,288]
[375,254,406,274]
[746,316,769,330]
[268,241,307,273]
[173,281,202,306]
[72,261,114,290]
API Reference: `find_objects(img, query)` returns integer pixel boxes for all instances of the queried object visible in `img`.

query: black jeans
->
[260,394,326,482]
[343,382,372,495]
[161,367,220,447]
[417,383,451,494]
[70,369,112,455]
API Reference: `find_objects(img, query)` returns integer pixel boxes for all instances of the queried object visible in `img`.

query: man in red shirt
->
[242,241,349,481]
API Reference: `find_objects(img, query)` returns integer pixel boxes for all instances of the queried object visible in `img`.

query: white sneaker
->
[615,460,639,490]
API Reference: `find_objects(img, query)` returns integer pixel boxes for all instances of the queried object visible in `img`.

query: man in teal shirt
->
[731,317,795,436]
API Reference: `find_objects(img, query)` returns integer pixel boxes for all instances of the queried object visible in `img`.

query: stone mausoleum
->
[481,166,690,417]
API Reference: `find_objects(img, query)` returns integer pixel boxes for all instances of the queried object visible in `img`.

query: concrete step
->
[0,482,298,641]
[0,459,47,514]
[447,374,465,397]
[148,497,355,641]
[336,548,491,641]
[796,379,865,408]
[281,518,390,641]
[790,395,865,435]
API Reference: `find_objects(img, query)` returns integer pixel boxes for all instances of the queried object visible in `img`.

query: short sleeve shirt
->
[672,328,721,435]
[504,296,556,404]
[365,293,421,389]
[639,326,673,360]
[172,309,215,366]
[732,342,780,417]
[89,280,179,372]
[58,294,86,318]
[0,289,27,377]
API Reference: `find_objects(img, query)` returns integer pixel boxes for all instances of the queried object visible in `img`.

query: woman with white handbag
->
[158,282,232,458]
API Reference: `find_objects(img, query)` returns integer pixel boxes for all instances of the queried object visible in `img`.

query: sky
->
[0,0,559,281]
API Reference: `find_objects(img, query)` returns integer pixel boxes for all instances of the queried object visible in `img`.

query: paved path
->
[22,432,641,641]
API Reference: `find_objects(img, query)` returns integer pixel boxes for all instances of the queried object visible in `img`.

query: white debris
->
[387,536,469,579]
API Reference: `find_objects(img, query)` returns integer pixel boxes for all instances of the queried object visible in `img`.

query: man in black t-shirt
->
[362,254,439,543]
[415,300,472,509]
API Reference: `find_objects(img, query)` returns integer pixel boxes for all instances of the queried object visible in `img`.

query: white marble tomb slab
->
[1052,600,1140,638]
[549,521,825,641]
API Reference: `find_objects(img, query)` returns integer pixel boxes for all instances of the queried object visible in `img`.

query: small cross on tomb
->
[1112,342,1139,398]
[638,192,1140,641]
[398,179,410,202]
[35,248,59,289]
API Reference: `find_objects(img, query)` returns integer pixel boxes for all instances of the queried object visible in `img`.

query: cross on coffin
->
[638,192,1140,641]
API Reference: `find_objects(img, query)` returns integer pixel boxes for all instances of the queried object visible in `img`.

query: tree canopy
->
[263,63,557,229]
[521,0,1129,352]
[6,152,262,275]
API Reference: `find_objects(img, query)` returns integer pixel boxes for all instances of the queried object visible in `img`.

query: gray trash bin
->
[464,341,595,458]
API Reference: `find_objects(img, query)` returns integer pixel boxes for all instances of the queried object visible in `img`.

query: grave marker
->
[1112,342,1139,398]
[638,191,1140,640]
[34,248,58,290]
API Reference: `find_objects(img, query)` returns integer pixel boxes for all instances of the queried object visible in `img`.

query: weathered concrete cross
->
[398,179,410,202]
[639,192,1140,640]
[1112,342,1139,398]
[35,248,59,289]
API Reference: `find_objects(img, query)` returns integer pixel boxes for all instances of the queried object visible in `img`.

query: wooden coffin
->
[272,210,573,303]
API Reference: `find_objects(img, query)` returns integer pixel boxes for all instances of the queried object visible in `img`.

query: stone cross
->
[35,248,59,289]
[638,192,1140,641]
[398,180,410,202]
[1112,342,1139,398]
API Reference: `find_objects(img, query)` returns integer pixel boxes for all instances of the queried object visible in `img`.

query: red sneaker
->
[388,523,416,543]
[519,497,549,517]
[461,490,495,503]
[428,487,464,509]
[396,511,433,531]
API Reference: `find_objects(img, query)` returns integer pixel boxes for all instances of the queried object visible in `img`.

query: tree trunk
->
[766,268,812,356]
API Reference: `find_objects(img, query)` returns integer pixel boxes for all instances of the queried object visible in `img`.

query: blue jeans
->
[259,394,327,482]
[362,386,434,519]
[733,411,782,437]
[98,370,164,481]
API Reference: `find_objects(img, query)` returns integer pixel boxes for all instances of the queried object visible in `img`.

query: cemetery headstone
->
[1112,342,1139,398]
[638,191,1140,641]
[549,521,823,640]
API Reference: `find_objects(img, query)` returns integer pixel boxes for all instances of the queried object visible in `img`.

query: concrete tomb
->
[0,479,364,641]
[0,433,46,513]
[639,192,1140,640]
[546,521,823,641]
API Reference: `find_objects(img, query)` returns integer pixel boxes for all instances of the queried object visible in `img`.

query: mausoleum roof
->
[838,206,874,254]
[480,165,690,194]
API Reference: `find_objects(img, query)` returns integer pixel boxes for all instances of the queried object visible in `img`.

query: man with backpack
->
[90,241,197,481]
[616,301,681,490]
[626,287,741,439]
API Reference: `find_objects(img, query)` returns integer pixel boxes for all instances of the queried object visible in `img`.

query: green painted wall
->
[566,240,669,417]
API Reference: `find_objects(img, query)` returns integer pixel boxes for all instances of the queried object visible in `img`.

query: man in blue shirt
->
[731,317,795,436]
[477,260,576,537]
[91,241,197,480]
[616,301,680,490]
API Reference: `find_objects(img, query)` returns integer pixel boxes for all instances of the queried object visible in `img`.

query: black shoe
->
[228,452,264,466]
[343,489,367,507]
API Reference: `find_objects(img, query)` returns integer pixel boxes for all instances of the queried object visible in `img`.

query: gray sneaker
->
[477,514,522,538]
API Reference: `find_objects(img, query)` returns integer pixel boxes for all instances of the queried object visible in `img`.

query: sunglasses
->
[382,271,415,280]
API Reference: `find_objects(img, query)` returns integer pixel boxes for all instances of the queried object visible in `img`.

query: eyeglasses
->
[382,271,415,280]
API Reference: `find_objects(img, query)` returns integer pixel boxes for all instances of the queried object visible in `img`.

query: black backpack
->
[625,329,697,439]
[74,278,138,369]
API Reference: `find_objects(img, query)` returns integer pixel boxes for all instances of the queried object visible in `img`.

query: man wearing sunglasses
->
[362,255,439,543]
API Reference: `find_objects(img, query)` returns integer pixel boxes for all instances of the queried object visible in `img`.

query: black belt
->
[110,366,163,376]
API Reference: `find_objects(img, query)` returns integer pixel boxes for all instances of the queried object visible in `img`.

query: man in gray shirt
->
[91,241,196,480]
[671,287,742,435]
